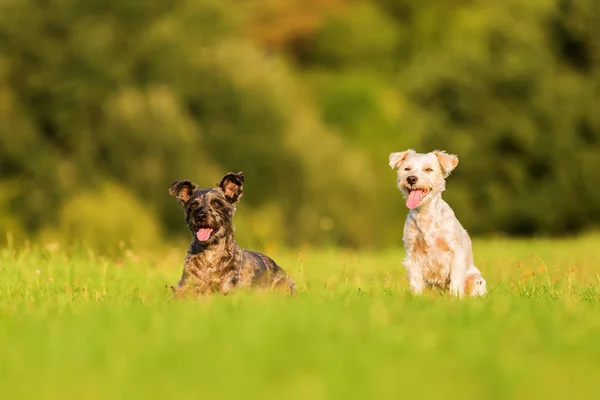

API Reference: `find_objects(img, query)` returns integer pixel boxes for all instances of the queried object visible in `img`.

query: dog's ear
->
[169,180,198,205]
[434,150,459,177]
[218,172,244,204]
[389,149,415,169]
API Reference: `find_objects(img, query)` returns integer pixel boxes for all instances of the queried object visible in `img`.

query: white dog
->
[389,149,486,296]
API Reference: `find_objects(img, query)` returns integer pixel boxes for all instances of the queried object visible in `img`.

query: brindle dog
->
[169,172,295,296]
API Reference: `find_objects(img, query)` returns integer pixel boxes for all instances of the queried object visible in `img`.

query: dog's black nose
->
[406,176,418,185]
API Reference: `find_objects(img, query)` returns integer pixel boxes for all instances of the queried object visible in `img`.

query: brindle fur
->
[169,172,295,296]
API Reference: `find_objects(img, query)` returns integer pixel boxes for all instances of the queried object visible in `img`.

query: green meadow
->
[1,236,599,400]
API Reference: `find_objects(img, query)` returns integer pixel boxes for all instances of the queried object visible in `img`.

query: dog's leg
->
[449,274,465,297]
[449,253,468,297]
[403,258,425,294]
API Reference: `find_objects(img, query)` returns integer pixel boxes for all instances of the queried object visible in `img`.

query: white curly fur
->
[389,149,486,297]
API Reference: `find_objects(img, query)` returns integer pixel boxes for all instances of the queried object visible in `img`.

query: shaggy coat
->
[169,172,295,296]
[389,150,487,296]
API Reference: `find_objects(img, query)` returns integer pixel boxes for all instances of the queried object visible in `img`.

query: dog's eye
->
[425,168,434,173]
[404,167,411,171]
[211,199,224,207]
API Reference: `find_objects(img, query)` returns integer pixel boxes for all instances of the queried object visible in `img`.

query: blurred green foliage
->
[1,0,599,249]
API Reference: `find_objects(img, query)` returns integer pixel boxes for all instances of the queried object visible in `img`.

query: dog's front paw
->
[465,275,487,297]
[471,278,487,296]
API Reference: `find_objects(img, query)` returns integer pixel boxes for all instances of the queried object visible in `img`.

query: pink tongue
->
[406,190,425,209]
[196,228,213,241]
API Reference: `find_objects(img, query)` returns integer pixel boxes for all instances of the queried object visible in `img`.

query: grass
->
[1,235,600,399]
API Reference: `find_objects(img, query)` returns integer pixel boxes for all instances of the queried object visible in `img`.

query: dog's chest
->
[185,252,240,293]
[404,217,453,285]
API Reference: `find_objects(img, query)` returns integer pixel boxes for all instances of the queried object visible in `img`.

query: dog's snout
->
[196,209,208,221]
[406,176,418,185]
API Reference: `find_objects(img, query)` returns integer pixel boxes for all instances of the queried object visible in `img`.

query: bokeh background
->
[1,0,599,251]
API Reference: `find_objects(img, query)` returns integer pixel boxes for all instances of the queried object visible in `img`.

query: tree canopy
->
[1,0,599,249]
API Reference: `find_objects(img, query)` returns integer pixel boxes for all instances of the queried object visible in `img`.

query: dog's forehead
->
[191,188,226,201]
[406,152,438,165]
[190,188,214,200]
